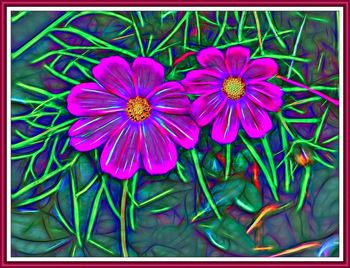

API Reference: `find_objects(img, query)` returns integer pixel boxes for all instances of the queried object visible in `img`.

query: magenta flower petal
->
[140,119,177,175]
[92,56,135,99]
[149,82,190,114]
[101,121,140,179]
[69,113,126,151]
[181,69,224,95]
[67,82,127,116]
[237,99,272,138]
[153,111,199,149]
[211,101,239,144]
[242,58,278,82]
[225,46,250,77]
[191,92,227,126]
[197,47,227,74]
[132,57,164,98]
[246,82,283,112]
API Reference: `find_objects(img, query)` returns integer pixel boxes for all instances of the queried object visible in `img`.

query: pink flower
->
[182,46,283,144]
[67,56,199,179]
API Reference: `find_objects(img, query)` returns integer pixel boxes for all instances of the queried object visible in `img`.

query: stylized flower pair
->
[67,46,282,179]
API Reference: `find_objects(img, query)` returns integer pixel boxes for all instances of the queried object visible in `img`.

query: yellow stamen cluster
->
[126,96,151,122]
[222,77,246,100]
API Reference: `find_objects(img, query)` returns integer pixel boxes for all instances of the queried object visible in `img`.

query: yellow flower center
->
[222,77,246,100]
[126,96,151,122]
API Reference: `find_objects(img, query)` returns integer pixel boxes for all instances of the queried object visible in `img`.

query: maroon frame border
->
[0,1,348,267]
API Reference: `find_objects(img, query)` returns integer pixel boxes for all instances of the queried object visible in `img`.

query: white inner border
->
[6,6,344,262]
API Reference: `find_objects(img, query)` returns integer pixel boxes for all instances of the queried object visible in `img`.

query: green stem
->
[195,11,201,45]
[131,16,145,56]
[253,11,264,55]
[190,149,222,220]
[12,154,79,199]
[261,137,278,187]
[14,180,62,207]
[237,11,247,42]
[70,169,82,247]
[86,182,104,241]
[213,11,228,46]
[225,143,231,181]
[102,176,121,219]
[176,162,189,183]
[121,181,129,257]
[296,165,311,211]
[183,15,189,49]
[139,189,174,207]
[239,134,279,201]
[129,173,138,231]
[12,12,74,60]
[287,15,306,78]
[280,126,291,192]
[11,11,27,23]
[12,119,76,150]
[265,11,287,49]
[314,106,330,143]
[54,204,74,235]
[149,12,191,57]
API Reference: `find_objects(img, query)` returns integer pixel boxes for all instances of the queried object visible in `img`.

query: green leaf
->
[196,215,256,255]
[232,150,251,172]
[212,178,262,213]
[313,176,339,218]
[74,153,96,192]
[12,211,71,256]
[12,236,70,255]
[287,209,311,241]
[144,245,182,257]
[202,152,224,179]
[132,223,207,256]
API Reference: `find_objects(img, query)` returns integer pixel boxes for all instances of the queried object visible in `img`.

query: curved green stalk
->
[70,168,82,247]
[280,126,291,192]
[195,11,201,45]
[11,11,27,23]
[265,11,287,49]
[190,149,222,220]
[296,165,311,211]
[213,11,228,46]
[261,137,278,187]
[86,182,104,241]
[237,11,247,42]
[12,12,73,60]
[129,173,138,230]
[12,154,79,199]
[253,11,264,55]
[121,181,129,257]
[287,15,306,78]
[176,162,189,183]
[239,134,279,201]
[131,15,145,56]
[149,12,191,57]
[225,143,231,181]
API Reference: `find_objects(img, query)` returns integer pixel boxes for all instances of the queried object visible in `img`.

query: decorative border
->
[1,1,348,267]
